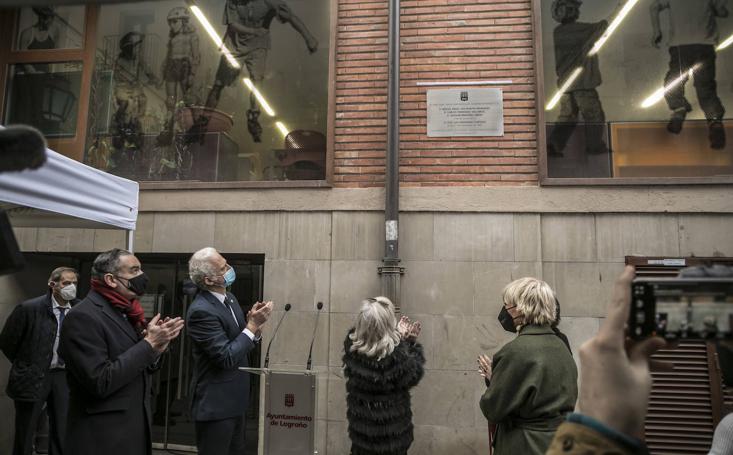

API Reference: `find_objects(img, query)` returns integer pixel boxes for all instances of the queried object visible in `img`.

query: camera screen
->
[656,298,733,338]
[631,277,733,339]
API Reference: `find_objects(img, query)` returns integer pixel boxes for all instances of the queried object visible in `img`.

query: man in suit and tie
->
[0,267,80,455]
[58,249,184,455]
[186,247,273,455]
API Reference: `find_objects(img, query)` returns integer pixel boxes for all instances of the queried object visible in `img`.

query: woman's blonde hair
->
[502,277,557,328]
[349,296,401,361]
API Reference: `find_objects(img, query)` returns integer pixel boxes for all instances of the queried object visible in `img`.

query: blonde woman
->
[477,277,578,455]
[342,297,425,455]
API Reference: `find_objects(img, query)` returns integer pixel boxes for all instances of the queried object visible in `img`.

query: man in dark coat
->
[58,248,184,455]
[186,247,273,455]
[0,267,79,455]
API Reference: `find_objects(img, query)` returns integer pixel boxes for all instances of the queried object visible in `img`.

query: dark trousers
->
[665,44,725,120]
[195,415,246,455]
[13,370,68,455]
[547,89,607,154]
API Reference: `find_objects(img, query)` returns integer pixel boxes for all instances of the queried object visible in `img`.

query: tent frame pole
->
[126,230,134,253]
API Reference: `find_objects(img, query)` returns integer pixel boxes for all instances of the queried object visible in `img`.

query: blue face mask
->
[222,266,236,287]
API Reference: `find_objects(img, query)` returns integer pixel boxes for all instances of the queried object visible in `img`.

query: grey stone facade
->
[1,187,733,454]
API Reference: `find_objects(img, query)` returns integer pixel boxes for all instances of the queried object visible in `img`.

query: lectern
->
[240,367,317,454]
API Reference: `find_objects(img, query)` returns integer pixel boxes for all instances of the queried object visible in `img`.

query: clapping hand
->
[397,315,422,341]
[246,300,273,333]
[477,354,492,380]
[144,314,185,353]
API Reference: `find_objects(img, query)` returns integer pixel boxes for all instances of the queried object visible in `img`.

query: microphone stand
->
[306,302,323,370]
[264,303,291,368]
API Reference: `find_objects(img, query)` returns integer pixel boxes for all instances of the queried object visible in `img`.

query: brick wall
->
[334,0,538,187]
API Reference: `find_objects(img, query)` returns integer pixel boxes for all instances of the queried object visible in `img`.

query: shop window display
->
[84,0,330,183]
[541,0,733,180]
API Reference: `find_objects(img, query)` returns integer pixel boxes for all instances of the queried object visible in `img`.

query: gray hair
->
[502,277,557,329]
[91,248,133,279]
[49,267,78,283]
[349,296,401,361]
[189,247,220,290]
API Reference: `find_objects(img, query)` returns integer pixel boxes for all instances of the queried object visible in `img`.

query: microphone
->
[264,303,291,368]
[306,302,324,370]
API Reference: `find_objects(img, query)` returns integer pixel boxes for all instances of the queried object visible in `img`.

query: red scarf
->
[91,278,146,334]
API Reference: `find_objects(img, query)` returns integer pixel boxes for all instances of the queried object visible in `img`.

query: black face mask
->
[498,306,517,333]
[117,272,149,296]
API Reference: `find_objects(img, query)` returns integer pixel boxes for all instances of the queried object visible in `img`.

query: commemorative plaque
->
[427,88,504,137]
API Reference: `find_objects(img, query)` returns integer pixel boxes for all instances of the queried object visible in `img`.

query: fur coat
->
[342,329,425,455]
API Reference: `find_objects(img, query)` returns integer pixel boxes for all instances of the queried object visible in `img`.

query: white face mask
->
[59,284,77,301]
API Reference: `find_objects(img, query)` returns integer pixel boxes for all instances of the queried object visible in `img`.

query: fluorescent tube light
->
[588,0,642,56]
[190,5,240,68]
[243,78,276,117]
[640,64,701,108]
[545,67,583,111]
[718,33,733,51]
[275,121,289,136]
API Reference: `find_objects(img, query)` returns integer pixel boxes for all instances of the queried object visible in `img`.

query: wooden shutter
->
[626,256,733,455]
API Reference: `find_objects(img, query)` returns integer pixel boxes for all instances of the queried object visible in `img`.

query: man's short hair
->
[502,277,557,327]
[189,247,220,290]
[91,248,133,279]
[49,266,78,283]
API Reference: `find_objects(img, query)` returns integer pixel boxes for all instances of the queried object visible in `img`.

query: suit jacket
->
[480,325,579,455]
[0,292,79,401]
[186,290,255,421]
[59,290,159,455]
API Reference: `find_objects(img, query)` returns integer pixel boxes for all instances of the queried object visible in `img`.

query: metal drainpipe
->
[379,0,405,313]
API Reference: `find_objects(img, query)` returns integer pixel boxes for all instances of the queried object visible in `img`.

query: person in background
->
[342,296,425,455]
[0,267,79,455]
[477,277,578,455]
[59,249,184,455]
[186,247,273,455]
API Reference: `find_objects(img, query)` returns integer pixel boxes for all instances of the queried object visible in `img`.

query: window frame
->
[531,0,733,186]
[0,6,99,162]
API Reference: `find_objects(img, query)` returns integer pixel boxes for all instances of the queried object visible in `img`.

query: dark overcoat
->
[343,329,425,455]
[0,292,79,401]
[480,324,578,455]
[59,290,159,455]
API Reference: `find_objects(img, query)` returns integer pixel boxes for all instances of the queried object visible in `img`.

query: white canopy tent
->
[0,144,139,250]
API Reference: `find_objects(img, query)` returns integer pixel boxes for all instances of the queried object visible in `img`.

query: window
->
[0,6,96,160]
[0,1,332,185]
[85,0,331,184]
[536,0,733,183]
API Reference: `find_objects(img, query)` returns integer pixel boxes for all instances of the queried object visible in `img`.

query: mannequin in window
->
[158,7,200,147]
[111,32,159,176]
[650,0,728,149]
[547,0,609,158]
[190,0,318,143]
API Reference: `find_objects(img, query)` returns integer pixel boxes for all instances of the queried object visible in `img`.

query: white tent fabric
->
[0,147,138,231]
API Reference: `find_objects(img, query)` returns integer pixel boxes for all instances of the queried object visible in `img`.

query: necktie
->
[224,298,240,328]
[57,307,68,367]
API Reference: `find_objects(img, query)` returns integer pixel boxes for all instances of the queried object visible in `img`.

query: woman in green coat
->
[477,277,578,455]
